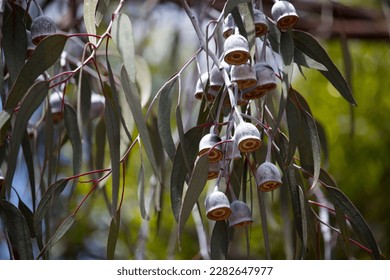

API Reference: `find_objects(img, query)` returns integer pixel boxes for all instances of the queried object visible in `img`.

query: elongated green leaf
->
[17,196,35,238]
[3,81,49,197]
[286,93,301,165]
[38,215,75,259]
[5,35,67,109]
[0,200,34,259]
[112,13,136,83]
[294,47,327,71]
[170,126,204,222]
[96,0,109,26]
[83,0,98,45]
[297,185,308,258]
[257,190,271,259]
[210,221,228,260]
[0,110,12,145]
[138,165,149,220]
[21,132,36,211]
[34,179,69,252]
[224,0,252,17]
[157,77,178,161]
[94,117,106,174]
[178,154,209,239]
[292,30,357,106]
[104,92,121,216]
[238,3,256,57]
[107,210,121,260]
[3,9,27,84]
[121,67,160,181]
[64,104,82,177]
[326,186,380,259]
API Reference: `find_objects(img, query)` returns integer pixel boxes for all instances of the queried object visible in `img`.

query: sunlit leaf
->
[157,76,178,161]
[0,200,33,259]
[121,67,160,181]
[238,3,256,57]
[178,154,209,239]
[96,0,110,26]
[3,81,49,196]
[292,30,357,106]
[294,47,328,71]
[3,8,27,84]
[107,210,121,260]
[138,165,149,220]
[170,126,204,222]
[112,13,136,83]
[210,221,228,260]
[5,35,67,109]
[104,92,121,216]
[325,186,380,259]
[83,0,98,45]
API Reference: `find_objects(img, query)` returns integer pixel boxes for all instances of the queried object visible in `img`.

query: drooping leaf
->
[16,195,35,238]
[257,190,271,259]
[3,81,49,197]
[325,186,381,259]
[3,8,27,85]
[21,132,36,211]
[96,0,110,26]
[64,104,82,177]
[170,126,204,222]
[292,30,357,106]
[224,0,252,18]
[294,47,328,71]
[157,76,178,161]
[178,154,209,239]
[210,221,228,260]
[34,179,69,252]
[104,92,121,216]
[5,35,67,109]
[83,0,99,45]
[285,93,301,165]
[0,200,34,259]
[137,164,149,220]
[237,3,256,57]
[112,13,136,83]
[94,117,106,174]
[107,210,121,260]
[37,214,75,259]
[121,67,160,181]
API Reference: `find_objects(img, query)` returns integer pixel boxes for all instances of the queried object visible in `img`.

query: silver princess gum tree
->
[0,0,386,259]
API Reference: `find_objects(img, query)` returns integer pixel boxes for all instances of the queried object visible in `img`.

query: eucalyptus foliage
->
[0,0,381,259]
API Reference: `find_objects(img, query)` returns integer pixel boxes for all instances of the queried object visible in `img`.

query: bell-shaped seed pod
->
[209,66,224,91]
[271,0,299,31]
[223,33,251,65]
[253,9,268,37]
[230,63,257,90]
[242,64,277,100]
[228,200,253,228]
[31,15,57,45]
[49,91,68,124]
[234,121,262,153]
[223,14,235,39]
[26,30,36,58]
[90,92,105,119]
[194,73,218,102]
[205,190,232,221]
[198,133,223,162]
[256,161,283,192]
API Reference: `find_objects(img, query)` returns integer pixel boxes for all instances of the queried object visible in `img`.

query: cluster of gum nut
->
[25,15,105,127]
[195,1,299,228]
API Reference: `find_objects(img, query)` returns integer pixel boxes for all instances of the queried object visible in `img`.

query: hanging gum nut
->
[228,200,253,228]
[31,15,57,45]
[234,121,262,153]
[198,132,223,162]
[253,9,268,37]
[223,14,235,39]
[271,0,299,31]
[207,162,220,180]
[230,63,257,90]
[223,33,251,65]
[194,73,217,102]
[209,66,224,91]
[205,189,232,221]
[241,63,277,100]
[256,161,283,192]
